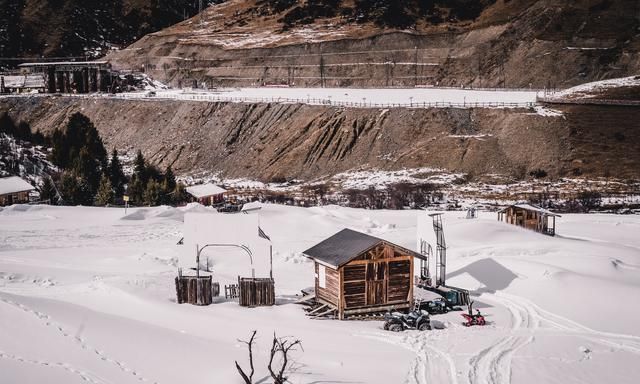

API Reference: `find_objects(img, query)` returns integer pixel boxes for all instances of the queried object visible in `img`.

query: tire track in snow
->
[0,350,106,384]
[0,295,158,384]
[361,331,458,384]
[468,293,538,384]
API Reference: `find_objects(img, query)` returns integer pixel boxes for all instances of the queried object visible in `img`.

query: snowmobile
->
[461,301,486,327]
[418,298,450,315]
[383,308,432,332]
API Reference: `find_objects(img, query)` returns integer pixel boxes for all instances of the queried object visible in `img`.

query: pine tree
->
[128,175,145,205]
[58,171,93,206]
[108,148,126,198]
[95,174,114,206]
[73,146,101,194]
[143,179,162,206]
[164,166,177,191]
[0,112,17,136]
[39,176,57,204]
[161,166,177,205]
[173,182,188,205]
[133,150,148,185]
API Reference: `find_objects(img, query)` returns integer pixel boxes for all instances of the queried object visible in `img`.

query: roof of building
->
[0,176,35,195]
[499,203,561,217]
[185,183,227,199]
[303,228,425,268]
[18,61,109,67]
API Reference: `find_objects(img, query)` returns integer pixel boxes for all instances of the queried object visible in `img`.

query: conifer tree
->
[133,150,148,185]
[39,176,57,204]
[143,179,162,206]
[108,148,126,198]
[0,112,16,136]
[95,174,114,206]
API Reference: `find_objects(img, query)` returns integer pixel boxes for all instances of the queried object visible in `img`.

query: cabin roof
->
[499,203,561,217]
[303,228,425,268]
[0,176,35,195]
[185,183,227,199]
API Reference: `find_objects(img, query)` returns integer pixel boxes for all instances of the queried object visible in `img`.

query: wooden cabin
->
[0,176,35,206]
[497,204,560,236]
[185,183,227,206]
[303,228,426,319]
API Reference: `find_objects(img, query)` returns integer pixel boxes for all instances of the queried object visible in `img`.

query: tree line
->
[1,111,188,207]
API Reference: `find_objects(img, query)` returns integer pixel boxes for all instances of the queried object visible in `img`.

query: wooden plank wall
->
[316,262,340,306]
[175,276,213,305]
[239,277,275,307]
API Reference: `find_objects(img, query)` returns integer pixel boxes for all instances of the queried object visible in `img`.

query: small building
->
[0,176,35,206]
[0,75,46,94]
[303,228,426,319]
[497,204,560,236]
[18,61,112,94]
[186,183,227,206]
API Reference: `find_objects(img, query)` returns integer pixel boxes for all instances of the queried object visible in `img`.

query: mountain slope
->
[107,0,640,89]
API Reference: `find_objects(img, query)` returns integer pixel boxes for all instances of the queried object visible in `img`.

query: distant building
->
[17,61,112,94]
[0,75,46,94]
[497,204,560,236]
[186,183,227,206]
[0,176,35,206]
[303,228,427,319]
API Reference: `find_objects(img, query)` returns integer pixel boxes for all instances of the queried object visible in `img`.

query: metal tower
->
[429,213,446,287]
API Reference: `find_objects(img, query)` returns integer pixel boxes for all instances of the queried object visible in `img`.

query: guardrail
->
[117,93,536,109]
[537,96,640,107]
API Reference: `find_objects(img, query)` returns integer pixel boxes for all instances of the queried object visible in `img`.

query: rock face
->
[2,97,639,181]
[107,0,640,89]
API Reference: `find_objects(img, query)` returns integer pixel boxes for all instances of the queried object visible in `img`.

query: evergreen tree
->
[160,166,177,205]
[72,146,101,194]
[58,171,93,206]
[0,112,16,136]
[133,150,148,185]
[173,182,188,205]
[164,166,177,191]
[16,121,32,141]
[128,175,145,205]
[143,179,162,206]
[39,176,57,204]
[107,148,126,198]
[95,174,114,206]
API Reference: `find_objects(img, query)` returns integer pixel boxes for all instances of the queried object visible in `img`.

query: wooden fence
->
[175,275,219,305]
[238,277,275,307]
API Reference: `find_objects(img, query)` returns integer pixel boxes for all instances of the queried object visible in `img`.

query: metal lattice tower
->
[429,213,446,287]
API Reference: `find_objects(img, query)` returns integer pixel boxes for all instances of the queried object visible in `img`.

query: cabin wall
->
[315,262,339,306]
[0,191,30,206]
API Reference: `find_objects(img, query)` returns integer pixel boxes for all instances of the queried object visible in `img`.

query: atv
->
[418,298,450,315]
[383,308,432,332]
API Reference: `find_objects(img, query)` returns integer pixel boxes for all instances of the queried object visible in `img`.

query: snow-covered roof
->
[0,176,35,195]
[185,183,227,198]
[499,203,561,217]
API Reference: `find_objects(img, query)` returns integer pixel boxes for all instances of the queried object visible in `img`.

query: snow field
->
[1,204,639,383]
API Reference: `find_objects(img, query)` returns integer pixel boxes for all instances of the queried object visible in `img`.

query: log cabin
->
[497,204,560,236]
[0,176,35,206]
[185,183,227,206]
[303,228,426,319]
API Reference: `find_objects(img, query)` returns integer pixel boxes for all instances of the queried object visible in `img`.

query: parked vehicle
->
[418,298,450,314]
[384,308,432,332]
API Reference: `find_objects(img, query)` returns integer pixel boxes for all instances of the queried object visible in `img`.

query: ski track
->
[0,295,158,384]
[468,291,640,384]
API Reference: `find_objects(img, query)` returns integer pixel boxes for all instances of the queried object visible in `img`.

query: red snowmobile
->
[461,301,486,327]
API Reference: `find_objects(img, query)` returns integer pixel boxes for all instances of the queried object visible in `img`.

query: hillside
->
[107,0,640,88]
[0,0,221,67]
[1,95,639,183]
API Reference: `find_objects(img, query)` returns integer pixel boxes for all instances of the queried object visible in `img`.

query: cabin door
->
[366,262,387,306]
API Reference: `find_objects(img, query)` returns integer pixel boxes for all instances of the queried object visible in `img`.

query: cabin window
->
[318,264,326,289]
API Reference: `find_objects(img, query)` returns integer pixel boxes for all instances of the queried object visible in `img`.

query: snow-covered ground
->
[1,204,640,384]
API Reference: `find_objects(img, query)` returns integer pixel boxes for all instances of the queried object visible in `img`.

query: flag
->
[258,226,271,241]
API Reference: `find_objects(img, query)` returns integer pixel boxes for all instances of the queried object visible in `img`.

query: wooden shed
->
[303,229,426,319]
[497,204,560,236]
[0,176,35,206]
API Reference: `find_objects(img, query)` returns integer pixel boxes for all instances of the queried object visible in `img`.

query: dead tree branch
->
[235,330,257,384]
[267,333,303,384]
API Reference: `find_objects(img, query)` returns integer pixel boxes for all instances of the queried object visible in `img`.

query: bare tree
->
[267,333,303,384]
[235,330,257,384]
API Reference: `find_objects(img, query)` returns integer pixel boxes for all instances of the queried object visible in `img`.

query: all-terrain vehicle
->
[418,298,450,315]
[383,308,432,332]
